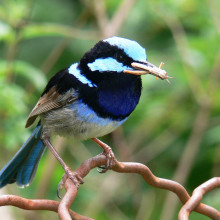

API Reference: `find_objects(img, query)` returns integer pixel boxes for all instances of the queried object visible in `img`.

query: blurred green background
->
[0,0,220,219]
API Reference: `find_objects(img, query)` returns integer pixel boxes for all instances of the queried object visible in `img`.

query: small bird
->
[0,36,169,190]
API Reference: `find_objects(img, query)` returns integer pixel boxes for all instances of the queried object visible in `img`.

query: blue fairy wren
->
[0,36,170,190]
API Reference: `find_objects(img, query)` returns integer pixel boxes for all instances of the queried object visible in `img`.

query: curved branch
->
[1,155,219,220]
[0,194,92,220]
[58,179,91,220]
[178,177,220,220]
[66,154,220,219]
[74,154,220,219]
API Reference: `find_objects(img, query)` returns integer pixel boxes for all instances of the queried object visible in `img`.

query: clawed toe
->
[65,167,84,186]
[91,138,116,173]
[97,165,108,173]
[98,148,116,173]
[57,174,67,199]
[57,167,84,198]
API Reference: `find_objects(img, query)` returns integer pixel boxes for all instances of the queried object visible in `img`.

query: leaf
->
[0,60,47,90]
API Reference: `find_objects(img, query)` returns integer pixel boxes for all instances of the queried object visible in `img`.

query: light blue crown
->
[104,36,147,62]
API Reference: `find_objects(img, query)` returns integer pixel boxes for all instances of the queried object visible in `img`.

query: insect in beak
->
[124,61,173,83]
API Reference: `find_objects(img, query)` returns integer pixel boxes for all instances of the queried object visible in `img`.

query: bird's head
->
[73,36,171,120]
[79,36,169,82]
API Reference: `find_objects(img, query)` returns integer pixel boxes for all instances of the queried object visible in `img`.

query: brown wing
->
[25,87,77,128]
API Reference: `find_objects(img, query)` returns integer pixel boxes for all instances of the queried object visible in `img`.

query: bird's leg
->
[91,138,116,173]
[42,137,83,197]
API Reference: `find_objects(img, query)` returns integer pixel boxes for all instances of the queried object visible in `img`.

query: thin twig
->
[105,0,137,37]
[91,0,137,38]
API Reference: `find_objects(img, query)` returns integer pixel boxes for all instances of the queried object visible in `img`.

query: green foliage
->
[0,0,220,219]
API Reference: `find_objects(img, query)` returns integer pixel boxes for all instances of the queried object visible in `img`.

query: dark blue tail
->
[0,124,46,188]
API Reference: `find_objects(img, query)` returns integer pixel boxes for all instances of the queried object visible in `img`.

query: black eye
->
[115,53,124,62]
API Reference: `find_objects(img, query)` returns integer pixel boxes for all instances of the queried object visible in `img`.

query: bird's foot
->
[57,167,84,198]
[98,146,116,173]
[91,138,116,173]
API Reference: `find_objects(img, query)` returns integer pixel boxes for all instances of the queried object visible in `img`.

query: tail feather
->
[16,139,45,187]
[0,124,46,188]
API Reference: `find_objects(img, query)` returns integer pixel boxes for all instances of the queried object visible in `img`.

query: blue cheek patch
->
[104,37,147,62]
[88,58,132,72]
[68,63,97,87]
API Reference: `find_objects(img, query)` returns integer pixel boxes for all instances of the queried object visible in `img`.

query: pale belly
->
[41,101,127,139]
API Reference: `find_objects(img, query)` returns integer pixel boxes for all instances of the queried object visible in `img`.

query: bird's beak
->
[124,61,172,83]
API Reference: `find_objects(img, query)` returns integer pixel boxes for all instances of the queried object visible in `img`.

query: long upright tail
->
[0,124,46,188]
